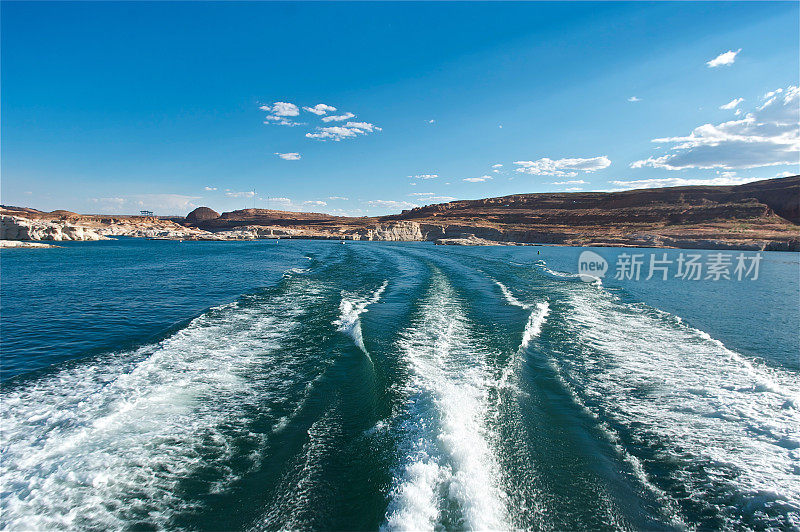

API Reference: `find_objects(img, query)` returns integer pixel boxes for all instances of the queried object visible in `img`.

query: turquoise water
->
[1,239,798,530]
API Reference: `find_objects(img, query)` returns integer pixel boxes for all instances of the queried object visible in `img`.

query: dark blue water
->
[1,240,798,530]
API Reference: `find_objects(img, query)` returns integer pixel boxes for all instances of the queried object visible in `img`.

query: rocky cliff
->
[3,176,798,250]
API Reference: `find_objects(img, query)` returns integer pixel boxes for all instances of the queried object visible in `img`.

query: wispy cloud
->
[409,192,456,202]
[275,152,301,160]
[707,49,741,68]
[303,103,337,115]
[551,179,588,185]
[204,186,217,191]
[463,175,493,183]
[321,112,356,122]
[302,200,327,207]
[225,190,256,198]
[514,156,611,177]
[365,199,418,210]
[631,85,799,171]
[328,196,349,201]
[627,96,641,102]
[306,121,382,141]
[90,194,201,214]
[719,98,744,110]
[612,176,762,189]
[409,174,438,180]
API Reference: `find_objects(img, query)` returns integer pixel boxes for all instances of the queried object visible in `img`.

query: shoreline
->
[4,234,798,252]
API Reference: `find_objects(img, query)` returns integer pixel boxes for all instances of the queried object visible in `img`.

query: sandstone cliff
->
[3,176,798,250]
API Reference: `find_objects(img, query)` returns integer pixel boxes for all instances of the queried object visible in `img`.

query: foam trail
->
[520,302,550,350]
[556,287,800,528]
[0,282,322,530]
[495,280,529,309]
[535,262,602,286]
[494,281,550,393]
[384,271,507,531]
[334,280,388,353]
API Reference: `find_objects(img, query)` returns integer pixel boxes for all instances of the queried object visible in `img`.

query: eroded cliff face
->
[0,213,207,241]
[2,176,798,250]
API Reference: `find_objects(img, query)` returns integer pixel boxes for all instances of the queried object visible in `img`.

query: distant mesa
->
[186,206,220,223]
[50,210,79,217]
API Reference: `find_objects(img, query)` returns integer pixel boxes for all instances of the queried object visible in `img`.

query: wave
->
[554,287,800,528]
[520,302,550,350]
[534,261,602,285]
[0,281,323,530]
[333,280,388,354]
[495,280,529,309]
[493,280,550,394]
[383,270,507,531]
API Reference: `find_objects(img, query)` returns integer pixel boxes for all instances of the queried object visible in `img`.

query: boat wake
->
[553,285,800,528]
[383,269,508,531]
[333,280,388,354]
[0,279,323,530]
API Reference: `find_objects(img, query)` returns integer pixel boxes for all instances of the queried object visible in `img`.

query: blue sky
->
[2,1,798,216]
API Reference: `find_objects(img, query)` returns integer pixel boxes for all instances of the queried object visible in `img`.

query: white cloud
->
[491,164,503,168]
[707,49,741,68]
[551,180,588,185]
[612,176,762,189]
[322,112,356,122]
[327,196,349,201]
[302,200,327,206]
[225,191,256,198]
[410,174,438,179]
[272,197,292,204]
[514,156,611,177]
[565,187,583,191]
[260,102,302,126]
[303,104,337,115]
[275,152,301,160]
[264,116,304,127]
[204,186,217,191]
[428,119,436,124]
[90,194,201,214]
[408,193,456,202]
[463,175,493,183]
[720,98,744,110]
[631,85,799,171]
[261,102,300,116]
[365,199,418,210]
[306,121,382,141]
[628,96,641,102]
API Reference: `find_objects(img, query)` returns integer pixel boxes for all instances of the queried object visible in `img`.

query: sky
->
[1,1,798,216]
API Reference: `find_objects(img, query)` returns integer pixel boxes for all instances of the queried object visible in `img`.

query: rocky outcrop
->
[1,215,109,241]
[0,212,208,241]
[2,176,797,250]
[358,221,424,241]
[185,206,220,224]
[0,240,60,248]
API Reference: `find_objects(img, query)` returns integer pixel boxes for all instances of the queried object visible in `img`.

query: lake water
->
[1,239,798,530]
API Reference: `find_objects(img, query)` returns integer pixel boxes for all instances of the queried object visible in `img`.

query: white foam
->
[0,281,323,530]
[494,280,529,309]
[556,287,800,527]
[520,302,550,350]
[334,280,388,353]
[383,270,507,531]
[493,281,549,395]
